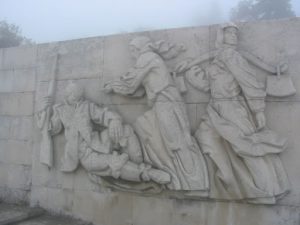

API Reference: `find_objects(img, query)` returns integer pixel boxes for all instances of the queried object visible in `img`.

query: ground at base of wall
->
[0,203,92,225]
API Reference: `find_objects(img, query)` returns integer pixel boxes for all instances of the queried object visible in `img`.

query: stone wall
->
[0,46,36,203]
[1,18,300,224]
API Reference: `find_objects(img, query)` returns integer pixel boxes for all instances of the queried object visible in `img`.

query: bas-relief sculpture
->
[36,82,171,192]
[176,23,292,204]
[36,22,295,204]
[105,37,209,193]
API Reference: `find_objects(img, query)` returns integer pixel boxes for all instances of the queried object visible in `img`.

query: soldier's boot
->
[140,164,171,184]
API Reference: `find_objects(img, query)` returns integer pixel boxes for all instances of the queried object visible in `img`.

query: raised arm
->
[48,105,63,136]
[240,50,279,74]
[105,57,155,96]
[36,97,63,136]
[175,50,218,73]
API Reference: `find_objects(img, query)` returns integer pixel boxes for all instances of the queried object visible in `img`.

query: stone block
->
[45,187,74,214]
[31,161,63,189]
[9,116,33,141]
[8,165,32,190]
[132,196,173,225]
[0,116,33,141]
[102,34,133,86]
[0,68,36,93]
[2,45,37,70]
[170,200,300,225]
[30,186,48,207]
[30,186,73,215]
[0,163,7,185]
[0,163,31,190]
[37,38,103,81]
[265,102,300,189]
[72,191,133,225]
[0,49,3,68]
[0,187,30,204]
[0,93,34,116]
[0,140,32,165]
[0,116,11,139]
[73,169,97,191]
[72,190,102,223]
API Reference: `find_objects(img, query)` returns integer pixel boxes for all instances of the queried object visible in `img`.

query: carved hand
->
[175,60,191,74]
[188,66,205,77]
[279,62,289,74]
[40,96,53,111]
[103,83,113,94]
[109,119,123,144]
[255,112,266,130]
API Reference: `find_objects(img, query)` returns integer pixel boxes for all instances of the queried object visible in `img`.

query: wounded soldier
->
[37,82,170,185]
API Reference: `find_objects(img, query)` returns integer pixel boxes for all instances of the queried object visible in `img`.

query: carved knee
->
[120,124,143,164]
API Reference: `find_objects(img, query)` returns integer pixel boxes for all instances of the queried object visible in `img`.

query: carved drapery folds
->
[36,23,295,204]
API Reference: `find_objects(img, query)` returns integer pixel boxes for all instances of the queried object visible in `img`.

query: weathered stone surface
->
[15,215,90,225]
[0,68,36,93]
[0,187,30,204]
[0,203,89,225]
[0,116,33,141]
[1,46,37,70]
[1,18,300,225]
[36,38,103,81]
[0,116,11,139]
[9,117,34,141]
[0,93,34,116]
[0,203,44,225]
[0,164,31,190]
[0,140,32,165]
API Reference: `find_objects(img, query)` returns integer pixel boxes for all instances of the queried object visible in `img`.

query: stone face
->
[1,18,300,225]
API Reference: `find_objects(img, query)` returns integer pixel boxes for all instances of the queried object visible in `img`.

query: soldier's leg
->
[119,125,143,164]
[80,147,170,184]
[120,161,171,184]
[80,148,111,173]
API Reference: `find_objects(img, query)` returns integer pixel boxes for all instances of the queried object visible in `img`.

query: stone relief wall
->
[0,18,300,224]
[0,46,36,203]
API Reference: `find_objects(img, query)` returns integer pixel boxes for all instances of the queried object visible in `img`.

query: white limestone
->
[1,18,300,225]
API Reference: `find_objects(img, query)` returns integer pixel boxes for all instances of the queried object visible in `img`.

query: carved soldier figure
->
[36,82,171,185]
[105,36,209,192]
[176,23,290,203]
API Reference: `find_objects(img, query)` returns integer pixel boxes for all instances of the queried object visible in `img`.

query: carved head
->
[223,25,238,46]
[216,22,239,49]
[129,36,152,59]
[64,82,84,105]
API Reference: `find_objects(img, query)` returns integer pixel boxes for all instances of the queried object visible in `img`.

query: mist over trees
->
[0,20,33,48]
[230,0,296,21]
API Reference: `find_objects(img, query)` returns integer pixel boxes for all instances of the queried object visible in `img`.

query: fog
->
[0,0,299,43]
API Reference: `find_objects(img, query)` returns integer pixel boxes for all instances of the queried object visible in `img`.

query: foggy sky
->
[0,0,299,43]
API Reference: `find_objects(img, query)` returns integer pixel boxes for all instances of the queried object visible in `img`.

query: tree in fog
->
[230,0,295,21]
[0,20,33,48]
